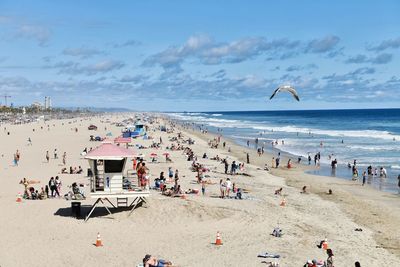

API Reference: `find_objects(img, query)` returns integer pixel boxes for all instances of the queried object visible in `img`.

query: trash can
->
[71,201,81,218]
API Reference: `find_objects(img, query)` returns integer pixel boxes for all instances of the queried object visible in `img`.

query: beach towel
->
[257,252,280,258]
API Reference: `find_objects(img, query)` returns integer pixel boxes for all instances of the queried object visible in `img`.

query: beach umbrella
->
[163,152,170,156]
[150,152,158,158]
[269,85,300,101]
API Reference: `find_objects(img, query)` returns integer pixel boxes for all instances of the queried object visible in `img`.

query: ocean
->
[169,109,400,193]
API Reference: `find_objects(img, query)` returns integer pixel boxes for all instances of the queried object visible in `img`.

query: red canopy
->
[114,136,131,144]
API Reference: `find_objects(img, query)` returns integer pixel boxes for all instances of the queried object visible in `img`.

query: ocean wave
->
[391,165,400,169]
[211,113,223,116]
[168,114,400,141]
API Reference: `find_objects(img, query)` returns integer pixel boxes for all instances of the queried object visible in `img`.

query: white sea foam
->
[170,113,400,141]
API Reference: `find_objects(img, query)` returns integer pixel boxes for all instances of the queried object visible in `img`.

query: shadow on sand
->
[54,201,144,221]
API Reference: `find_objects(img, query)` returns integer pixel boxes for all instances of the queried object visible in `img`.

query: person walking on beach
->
[54,149,58,159]
[48,177,57,198]
[246,153,250,164]
[275,157,280,168]
[272,157,275,168]
[224,159,229,174]
[362,171,367,186]
[308,154,311,165]
[27,137,32,145]
[62,152,66,165]
[46,151,50,163]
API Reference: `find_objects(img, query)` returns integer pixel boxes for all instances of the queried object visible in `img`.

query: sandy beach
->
[0,113,399,267]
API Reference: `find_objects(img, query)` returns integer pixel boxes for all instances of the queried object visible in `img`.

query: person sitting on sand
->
[76,166,83,174]
[39,187,47,200]
[143,254,172,267]
[275,188,283,195]
[264,164,270,171]
[303,259,318,267]
[61,168,68,174]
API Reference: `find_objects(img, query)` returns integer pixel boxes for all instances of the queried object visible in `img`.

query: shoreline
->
[175,119,400,259]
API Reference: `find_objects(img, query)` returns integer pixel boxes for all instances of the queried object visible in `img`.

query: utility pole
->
[1,94,11,106]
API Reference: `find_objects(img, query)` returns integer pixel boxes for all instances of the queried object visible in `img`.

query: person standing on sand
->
[46,151,49,163]
[54,149,58,159]
[62,152,66,165]
[325,249,334,267]
[246,153,250,164]
[219,179,225,198]
[13,153,18,166]
[397,175,400,191]
[16,150,20,164]
[362,171,367,186]
[272,157,275,168]
[224,159,229,174]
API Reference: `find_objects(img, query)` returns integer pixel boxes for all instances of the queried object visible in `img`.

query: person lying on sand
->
[143,254,173,267]
[185,188,199,194]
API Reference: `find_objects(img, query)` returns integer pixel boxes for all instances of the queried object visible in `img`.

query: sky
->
[0,0,400,111]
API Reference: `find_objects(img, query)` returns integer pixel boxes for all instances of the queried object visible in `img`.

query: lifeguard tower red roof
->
[85,141,135,160]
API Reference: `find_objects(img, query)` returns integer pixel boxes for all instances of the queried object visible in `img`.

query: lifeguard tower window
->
[104,159,126,173]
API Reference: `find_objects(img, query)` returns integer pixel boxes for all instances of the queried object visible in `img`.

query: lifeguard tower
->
[84,141,149,221]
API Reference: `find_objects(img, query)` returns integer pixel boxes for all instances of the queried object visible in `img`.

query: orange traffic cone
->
[322,239,328,250]
[95,232,103,247]
[215,231,223,245]
[280,198,286,206]
[16,193,22,203]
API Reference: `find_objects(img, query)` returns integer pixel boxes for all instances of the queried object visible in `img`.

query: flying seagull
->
[269,85,300,101]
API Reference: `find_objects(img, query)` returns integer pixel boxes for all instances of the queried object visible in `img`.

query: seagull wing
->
[287,87,300,101]
[269,87,281,100]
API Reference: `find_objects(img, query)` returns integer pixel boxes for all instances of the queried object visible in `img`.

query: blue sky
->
[0,0,399,111]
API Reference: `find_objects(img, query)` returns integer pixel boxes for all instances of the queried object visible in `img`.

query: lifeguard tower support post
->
[84,141,149,221]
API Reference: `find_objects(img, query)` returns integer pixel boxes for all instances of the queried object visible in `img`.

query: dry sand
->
[0,114,399,267]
